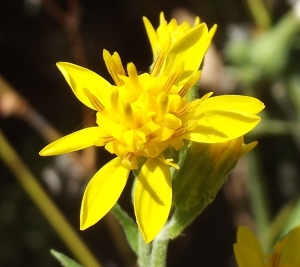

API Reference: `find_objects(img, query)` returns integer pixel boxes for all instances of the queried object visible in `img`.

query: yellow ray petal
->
[168,23,207,55]
[237,227,265,259]
[57,62,111,110]
[234,227,265,267]
[183,111,261,143]
[143,16,159,56]
[280,226,300,266]
[183,95,264,143]
[80,157,129,230]
[39,127,102,156]
[165,23,209,85]
[234,244,265,267]
[207,24,217,48]
[134,158,172,243]
[200,95,265,115]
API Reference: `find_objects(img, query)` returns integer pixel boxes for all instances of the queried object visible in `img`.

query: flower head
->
[234,226,300,267]
[39,14,264,243]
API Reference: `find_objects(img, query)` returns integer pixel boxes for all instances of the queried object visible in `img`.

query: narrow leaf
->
[111,203,139,255]
[50,249,83,267]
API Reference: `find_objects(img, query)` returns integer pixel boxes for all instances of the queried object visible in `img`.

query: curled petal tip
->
[80,212,92,231]
[39,145,55,156]
[39,149,47,156]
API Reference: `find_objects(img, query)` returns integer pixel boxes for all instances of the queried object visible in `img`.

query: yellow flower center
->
[88,50,201,170]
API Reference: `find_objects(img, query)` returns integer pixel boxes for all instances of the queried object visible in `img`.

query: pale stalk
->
[247,151,270,250]
[147,202,207,267]
[149,232,169,267]
[137,232,151,267]
[0,130,101,267]
[246,0,271,29]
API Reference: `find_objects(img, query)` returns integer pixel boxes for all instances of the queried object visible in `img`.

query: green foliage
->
[226,11,300,84]
[50,250,83,267]
[111,203,139,255]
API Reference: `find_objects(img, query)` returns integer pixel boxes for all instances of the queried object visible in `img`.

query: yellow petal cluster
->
[144,12,217,85]
[234,226,300,267]
[39,13,264,243]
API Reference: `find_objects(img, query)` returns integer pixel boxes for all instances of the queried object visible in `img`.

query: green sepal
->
[50,249,83,267]
[185,84,199,102]
[111,203,139,255]
[169,138,243,238]
[173,140,241,211]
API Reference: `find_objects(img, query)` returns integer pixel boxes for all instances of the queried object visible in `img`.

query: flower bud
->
[173,137,255,213]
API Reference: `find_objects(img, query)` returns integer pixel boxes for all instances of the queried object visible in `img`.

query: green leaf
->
[50,249,83,267]
[111,203,139,255]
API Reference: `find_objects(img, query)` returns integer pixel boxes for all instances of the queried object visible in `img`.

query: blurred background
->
[1,0,300,266]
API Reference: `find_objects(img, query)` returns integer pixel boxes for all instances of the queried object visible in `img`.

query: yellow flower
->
[143,12,217,84]
[40,43,263,243]
[39,52,263,242]
[234,226,300,267]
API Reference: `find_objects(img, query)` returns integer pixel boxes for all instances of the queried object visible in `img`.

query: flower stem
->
[150,231,170,267]
[137,232,151,267]
[148,205,206,267]
[247,151,270,250]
